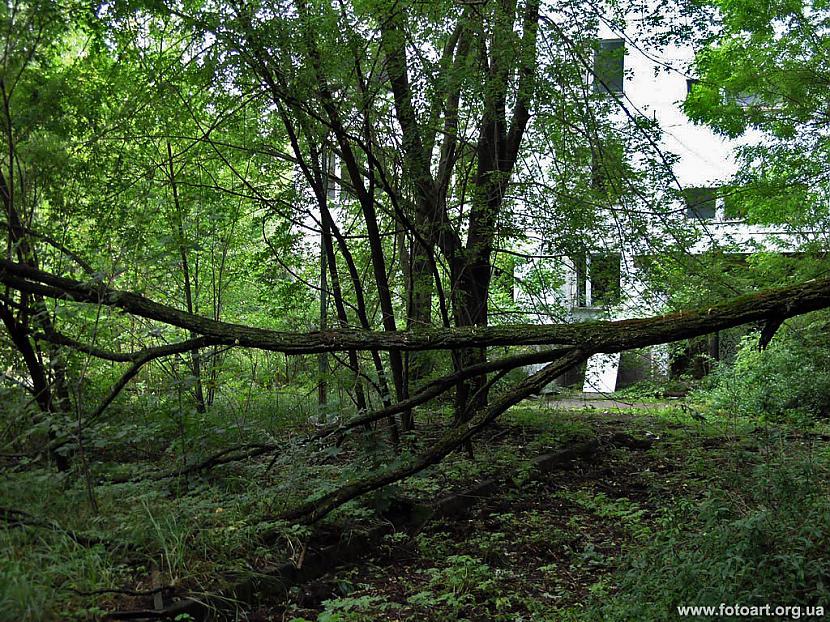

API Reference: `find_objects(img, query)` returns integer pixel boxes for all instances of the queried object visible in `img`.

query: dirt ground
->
[243,408,733,622]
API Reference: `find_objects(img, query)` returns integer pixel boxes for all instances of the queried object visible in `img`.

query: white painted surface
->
[515,14,814,344]
[583,353,621,393]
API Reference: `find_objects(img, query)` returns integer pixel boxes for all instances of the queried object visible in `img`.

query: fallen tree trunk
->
[2,259,829,354]
[4,259,830,524]
[271,282,830,523]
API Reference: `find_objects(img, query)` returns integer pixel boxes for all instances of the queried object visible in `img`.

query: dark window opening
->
[589,253,621,306]
[593,39,624,94]
[735,92,762,107]
[684,187,717,219]
[686,78,700,93]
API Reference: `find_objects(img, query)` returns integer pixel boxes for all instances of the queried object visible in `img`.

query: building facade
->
[522,20,806,393]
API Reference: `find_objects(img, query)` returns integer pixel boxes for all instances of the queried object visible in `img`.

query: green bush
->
[591,454,830,621]
[702,317,830,422]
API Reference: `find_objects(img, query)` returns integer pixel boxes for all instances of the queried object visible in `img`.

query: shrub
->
[591,453,830,621]
[701,317,830,422]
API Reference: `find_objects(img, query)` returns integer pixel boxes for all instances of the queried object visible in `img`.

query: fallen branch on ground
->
[275,348,590,525]
[3,260,830,526]
[318,347,572,439]
[269,274,830,523]
[151,442,282,480]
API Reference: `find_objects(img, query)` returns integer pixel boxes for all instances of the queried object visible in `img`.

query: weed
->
[317,594,398,621]
[558,490,651,540]
[408,554,498,618]
[588,452,830,621]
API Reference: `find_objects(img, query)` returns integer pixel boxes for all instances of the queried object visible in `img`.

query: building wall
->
[601,31,740,188]
[517,21,804,391]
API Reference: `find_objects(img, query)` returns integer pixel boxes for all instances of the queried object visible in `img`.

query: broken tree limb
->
[125,350,574,481]
[0,506,106,546]
[45,337,217,456]
[37,330,153,362]
[270,274,830,523]
[82,337,213,426]
[1,259,829,355]
[318,347,572,438]
[5,263,830,533]
[151,442,281,480]
[276,348,591,525]
[758,315,784,350]
[102,443,286,484]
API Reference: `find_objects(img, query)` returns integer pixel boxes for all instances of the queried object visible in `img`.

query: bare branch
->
[277,348,589,524]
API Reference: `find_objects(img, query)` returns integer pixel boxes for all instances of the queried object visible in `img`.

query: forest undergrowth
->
[3,385,829,621]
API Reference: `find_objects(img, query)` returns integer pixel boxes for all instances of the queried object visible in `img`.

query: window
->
[589,253,621,306]
[686,78,699,94]
[593,39,624,94]
[684,187,717,220]
[721,186,745,220]
[734,92,763,108]
[573,253,621,307]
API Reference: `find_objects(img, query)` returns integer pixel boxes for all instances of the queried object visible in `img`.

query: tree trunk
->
[4,259,830,356]
[400,228,434,431]
[166,141,206,413]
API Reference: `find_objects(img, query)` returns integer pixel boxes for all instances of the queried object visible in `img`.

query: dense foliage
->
[703,316,830,422]
[1,0,829,619]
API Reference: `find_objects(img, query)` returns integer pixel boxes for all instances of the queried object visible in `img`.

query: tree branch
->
[277,348,589,524]
[320,346,570,437]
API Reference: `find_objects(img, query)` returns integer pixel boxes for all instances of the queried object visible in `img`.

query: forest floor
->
[3,396,829,621]
[273,408,668,621]
[248,402,830,622]
[543,393,679,409]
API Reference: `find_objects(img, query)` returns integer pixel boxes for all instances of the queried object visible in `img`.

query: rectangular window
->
[589,253,621,306]
[593,39,624,94]
[735,92,762,107]
[686,78,699,94]
[684,187,717,220]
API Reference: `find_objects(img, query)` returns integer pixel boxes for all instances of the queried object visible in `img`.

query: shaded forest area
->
[2,0,830,620]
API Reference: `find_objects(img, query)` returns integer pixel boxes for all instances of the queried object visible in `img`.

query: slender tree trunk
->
[274,103,396,429]
[318,149,371,422]
[166,141,206,413]
[400,222,435,431]
[0,91,73,466]
[318,181,329,420]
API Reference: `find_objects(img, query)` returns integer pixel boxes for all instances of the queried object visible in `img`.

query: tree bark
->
[12,260,830,499]
[378,2,540,419]
[2,259,829,356]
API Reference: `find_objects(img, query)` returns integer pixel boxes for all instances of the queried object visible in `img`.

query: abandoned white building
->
[519,21,808,393]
